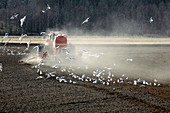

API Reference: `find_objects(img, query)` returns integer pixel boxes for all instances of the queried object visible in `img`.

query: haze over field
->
[0,1,170,113]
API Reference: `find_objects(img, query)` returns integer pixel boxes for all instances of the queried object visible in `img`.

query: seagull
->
[10,16,15,19]
[46,73,51,79]
[46,4,51,10]
[27,39,31,49]
[133,80,137,85]
[36,76,43,80]
[126,59,133,62]
[0,63,2,72]
[42,10,45,13]
[5,32,8,36]
[149,17,153,23]
[37,69,40,73]
[39,71,43,75]
[20,16,27,27]
[93,80,97,84]
[104,67,112,70]
[72,81,77,84]
[40,32,46,35]
[1,33,8,42]
[157,84,161,87]
[10,14,19,19]
[69,80,72,83]
[59,78,66,83]
[33,46,39,52]
[45,72,56,78]
[154,79,157,82]
[51,64,59,69]
[23,47,29,53]
[14,14,19,18]
[19,34,27,44]
[33,46,39,56]
[82,17,90,24]
[4,39,11,47]
[106,82,109,85]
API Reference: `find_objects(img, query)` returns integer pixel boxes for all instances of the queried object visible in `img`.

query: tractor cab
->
[46,31,67,49]
[53,33,67,48]
[18,31,69,65]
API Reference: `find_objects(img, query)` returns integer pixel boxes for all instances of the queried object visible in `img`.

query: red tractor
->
[42,31,69,59]
[46,31,67,48]
[19,31,69,65]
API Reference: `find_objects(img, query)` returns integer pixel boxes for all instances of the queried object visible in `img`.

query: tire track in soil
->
[1,46,170,112]
[60,82,170,113]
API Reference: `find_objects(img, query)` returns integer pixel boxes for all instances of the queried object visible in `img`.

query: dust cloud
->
[29,40,170,84]
[34,26,170,84]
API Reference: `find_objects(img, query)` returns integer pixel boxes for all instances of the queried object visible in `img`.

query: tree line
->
[0,0,170,36]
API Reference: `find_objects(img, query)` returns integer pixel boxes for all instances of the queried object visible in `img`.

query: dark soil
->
[0,45,170,113]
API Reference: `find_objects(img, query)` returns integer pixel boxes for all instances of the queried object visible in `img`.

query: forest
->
[0,0,170,36]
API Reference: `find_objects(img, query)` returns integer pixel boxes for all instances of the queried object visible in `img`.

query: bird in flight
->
[46,4,51,10]
[41,4,51,13]
[42,10,45,13]
[19,34,27,44]
[10,13,19,19]
[27,38,31,49]
[1,33,8,43]
[149,17,153,23]
[82,17,90,24]
[20,16,27,27]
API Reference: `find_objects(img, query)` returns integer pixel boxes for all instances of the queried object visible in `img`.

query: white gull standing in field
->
[82,17,90,24]
[36,76,43,80]
[126,58,133,62]
[0,63,2,72]
[133,80,137,85]
[20,16,27,27]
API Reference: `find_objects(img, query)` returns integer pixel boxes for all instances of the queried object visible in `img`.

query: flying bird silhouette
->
[10,14,19,19]
[27,39,31,49]
[42,10,45,13]
[33,46,39,52]
[46,4,51,10]
[20,16,27,27]
[149,17,153,23]
[19,34,27,44]
[1,33,8,43]
[82,17,90,24]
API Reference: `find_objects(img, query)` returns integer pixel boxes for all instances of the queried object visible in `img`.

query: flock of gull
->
[1,3,168,91]
[1,36,165,89]
[9,3,154,29]
[0,33,32,55]
[26,46,169,89]
[9,4,91,28]
[0,32,170,90]
[33,63,165,89]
